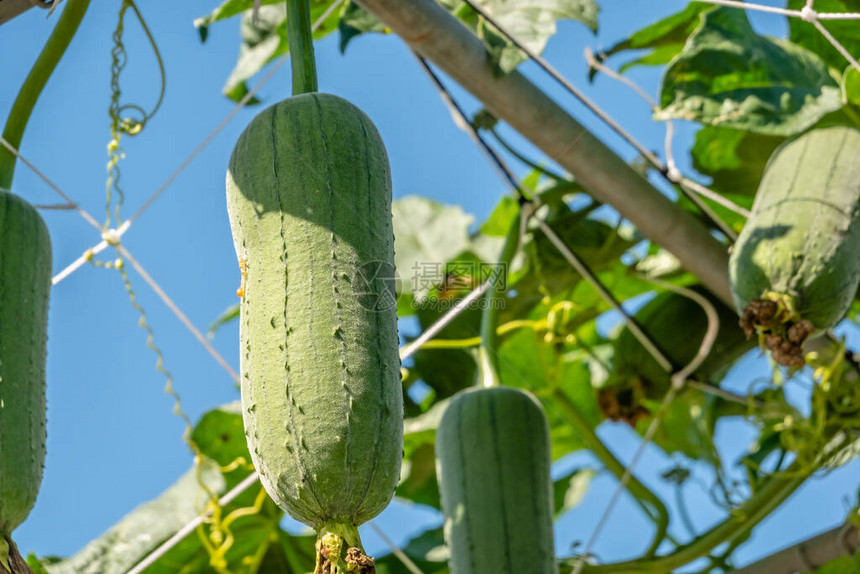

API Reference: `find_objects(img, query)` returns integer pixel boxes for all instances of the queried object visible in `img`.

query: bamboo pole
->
[354,0,733,306]
[732,524,859,574]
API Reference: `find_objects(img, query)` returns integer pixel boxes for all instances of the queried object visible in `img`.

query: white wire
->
[121,272,491,573]
[697,0,860,76]
[697,0,799,16]
[125,471,261,574]
[571,283,720,574]
[52,0,347,287]
[119,246,241,384]
[812,18,860,73]
[0,136,102,230]
[398,280,492,360]
[368,522,425,574]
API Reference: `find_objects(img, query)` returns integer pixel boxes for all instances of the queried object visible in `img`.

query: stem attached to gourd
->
[314,522,366,574]
[286,0,318,96]
[0,0,91,190]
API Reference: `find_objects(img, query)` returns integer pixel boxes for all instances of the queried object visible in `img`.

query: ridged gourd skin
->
[0,189,51,537]
[436,387,558,574]
[225,93,403,532]
[729,126,860,331]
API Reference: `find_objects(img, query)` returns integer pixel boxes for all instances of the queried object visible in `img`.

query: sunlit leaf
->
[691,126,785,196]
[336,0,598,73]
[42,466,227,573]
[657,8,843,135]
[553,468,596,518]
[589,2,713,78]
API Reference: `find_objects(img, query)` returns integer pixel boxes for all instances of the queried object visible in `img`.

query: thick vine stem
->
[577,457,817,573]
[286,0,318,95]
[0,536,32,574]
[314,523,375,574]
[0,0,90,189]
[478,211,522,388]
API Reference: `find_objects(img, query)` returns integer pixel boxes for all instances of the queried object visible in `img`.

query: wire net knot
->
[800,5,819,22]
[101,228,122,246]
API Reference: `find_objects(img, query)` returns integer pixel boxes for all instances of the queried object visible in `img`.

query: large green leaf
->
[788,0,860,71]
[498,328,603,459]
[656,8,843,135]
[39,403,313,574]
[392,195,474,305]
[338,0,598,73]
[195,0,342,102]
[42,466,227,574]
[691,126,785,196]
[458,0,599,73]
[589,2,713,78]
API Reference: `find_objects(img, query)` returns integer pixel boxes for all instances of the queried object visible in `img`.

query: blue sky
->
[2,1,858,570]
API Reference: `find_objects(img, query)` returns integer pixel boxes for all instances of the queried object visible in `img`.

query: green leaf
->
[208,303,240,338]
[339,1,388,53]
[392,195,474,303]
[553,468,596,518]
[498,328,603,459]
[788,0,860,71]
[807,543,860,573]
[844,66,860,106]
[691,126,785,196]
[190,402,247,470]
[42,466,227,574]
[143,503,307,574]
[41,404,316,574]
[480,196,520,237]
[515,211,637,308]
[638,389,720,461]
[409,290,482,399]
[396,400,448,509]
[656,8,843,135]
[461,0,599,73]
[196,1,342,103]
[375,528,450,574]
[194,0,285,36]
[591,2,713,78]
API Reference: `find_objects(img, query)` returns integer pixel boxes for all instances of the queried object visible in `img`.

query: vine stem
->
[286,0,318,95]
[478,212,522,388]
[0,0,91,189]
[579,453,826,573]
